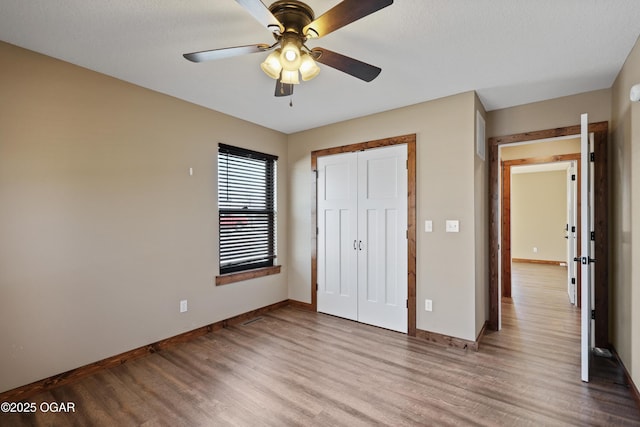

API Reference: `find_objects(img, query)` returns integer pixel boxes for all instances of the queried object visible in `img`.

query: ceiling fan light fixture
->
[260,50,283,79]
[281,69,300,85]
[184,0,391,97]
[299,52,320,81]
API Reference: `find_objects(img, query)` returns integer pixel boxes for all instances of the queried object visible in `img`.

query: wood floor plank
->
[2,263,639,426]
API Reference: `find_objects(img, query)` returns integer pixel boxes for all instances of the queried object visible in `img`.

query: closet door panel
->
[317,152,358,320]
[357,145,408,333]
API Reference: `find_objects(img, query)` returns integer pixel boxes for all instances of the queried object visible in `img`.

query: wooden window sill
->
[215,265,281,286]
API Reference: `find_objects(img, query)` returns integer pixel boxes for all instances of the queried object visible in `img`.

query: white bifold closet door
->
[317,144,408,333]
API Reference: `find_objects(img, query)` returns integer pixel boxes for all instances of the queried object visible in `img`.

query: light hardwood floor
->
[2,263,639,426]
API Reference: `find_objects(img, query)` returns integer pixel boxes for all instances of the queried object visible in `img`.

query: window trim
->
[215,265,281,286]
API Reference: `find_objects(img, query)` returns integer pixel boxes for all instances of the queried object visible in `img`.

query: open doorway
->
[500,148,582,349]
[488,122,609,349]
[500,139,580,304]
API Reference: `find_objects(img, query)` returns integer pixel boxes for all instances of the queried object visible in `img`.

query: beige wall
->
[511,171,568,262]
[611,35,640,388]
[487,89,611,138]
[500,138,580,161]
[288,91,485,342]
[0,42,289,393]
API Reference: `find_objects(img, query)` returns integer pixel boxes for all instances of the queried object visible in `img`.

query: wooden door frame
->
[311,134,417,336]
[489,122,609,348]
[501,153,581,299]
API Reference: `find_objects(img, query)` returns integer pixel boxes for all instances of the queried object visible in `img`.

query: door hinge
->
[406,229,408,239]
[316,227,319,235]
[316,283,318,291]
[406,299,408,308]
[590,152,595,162]
[406,159,408,170]
[591,231,595,241]
[571,277,576,285]
[591,309,596,320]
[571,174,576,181]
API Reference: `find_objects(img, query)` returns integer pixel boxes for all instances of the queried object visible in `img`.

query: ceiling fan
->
[183,0,393,97]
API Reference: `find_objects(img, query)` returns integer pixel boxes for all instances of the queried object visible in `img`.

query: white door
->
[317,152,358,321]
[580,113,594,382]
[357,145,408,333]
[566,161,577,305]
[317,145,408,333]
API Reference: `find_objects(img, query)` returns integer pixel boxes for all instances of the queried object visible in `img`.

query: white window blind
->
[218,144,277,274]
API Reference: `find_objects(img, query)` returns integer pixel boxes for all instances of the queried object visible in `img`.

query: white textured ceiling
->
[1,1,640,134]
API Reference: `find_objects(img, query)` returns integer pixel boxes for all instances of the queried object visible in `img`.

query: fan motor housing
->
[269,1,315,35]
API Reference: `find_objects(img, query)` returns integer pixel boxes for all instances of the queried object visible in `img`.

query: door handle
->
[358,240,363,251]
[353,240,357,250]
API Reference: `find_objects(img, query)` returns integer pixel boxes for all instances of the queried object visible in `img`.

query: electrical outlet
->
[180,300,188,313]
[425,299,433,312]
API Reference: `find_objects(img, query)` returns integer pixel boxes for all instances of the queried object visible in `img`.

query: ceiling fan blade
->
[183,44,271,62]
[275,79,294,97]
[236,0,284,33]
[312,48,381,82]
[303,0,393,38]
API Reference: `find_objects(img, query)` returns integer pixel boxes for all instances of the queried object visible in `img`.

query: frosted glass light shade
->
[299,53,320,81]
[260,50,282,79]
[281,69,300,84]
[280,39,302,71]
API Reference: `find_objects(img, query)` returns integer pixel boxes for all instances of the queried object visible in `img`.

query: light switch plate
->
[446,220,459,233]
[425,220,433,232]
[425,299,433,311]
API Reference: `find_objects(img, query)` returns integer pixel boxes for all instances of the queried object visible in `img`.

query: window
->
[218,144,277,275]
